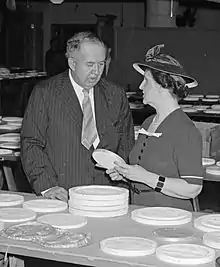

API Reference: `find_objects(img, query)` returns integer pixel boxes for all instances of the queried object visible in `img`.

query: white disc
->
[203,231,220,249]
[129,103,144,110]
[0,125,20,131]
[2,117,23,123]
[0,194,24,207]
[7,121,22,127]
[194,105,209,111]
[132,207,192,226]
[211,104,220,110]
[0,133,20,142]
[202,157,215,166]
[182,108,197,113]
[194,214,220,232]
[188,94,204,98]
[0,142,20,149]
[69,185,129,201]
[69,197,128,207]
[69,207,128,218]
[14,151,20,157]
[100,236,157,257]
[37,213,87,229]
[205,95,220,99]
[126,92,136,97]
[92,149,125,169]
[206,165,220,175]
[0,208,36,222]
[180,104,193,108]
[156,244,215,265]
[69,203,128,212]
[183,97,199,101]
[216,161,220,167]
[23,199,68,213]
[133,216,191,226]
[204,109,220,114]
[0,149,12,155]
[132,207,191,221]
[153,227,195,242]
[202,98,219,102]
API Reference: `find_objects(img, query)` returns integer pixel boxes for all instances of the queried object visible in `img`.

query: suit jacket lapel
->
[94,81,112,144]
[58,70,83,130]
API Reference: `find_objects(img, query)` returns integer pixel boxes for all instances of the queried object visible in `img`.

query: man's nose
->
[92,64,99,74]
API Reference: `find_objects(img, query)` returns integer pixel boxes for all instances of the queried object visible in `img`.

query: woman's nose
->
[139,80,145,91]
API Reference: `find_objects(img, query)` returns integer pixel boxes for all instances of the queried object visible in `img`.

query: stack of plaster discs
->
[194,214,220,232]
[69,185,129,218]
[131,207,192,226]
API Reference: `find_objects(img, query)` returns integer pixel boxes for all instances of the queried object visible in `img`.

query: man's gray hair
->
[65,31,106,58]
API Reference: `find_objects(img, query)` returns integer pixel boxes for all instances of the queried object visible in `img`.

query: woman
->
[107,44,203,211]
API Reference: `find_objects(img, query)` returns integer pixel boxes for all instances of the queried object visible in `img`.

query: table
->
[0,126,21,192]
[0,191,218,267]
[192,168,220,212]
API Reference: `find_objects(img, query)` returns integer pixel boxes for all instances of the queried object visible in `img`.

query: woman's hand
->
[106,168,126,182]
[113,161,150,184]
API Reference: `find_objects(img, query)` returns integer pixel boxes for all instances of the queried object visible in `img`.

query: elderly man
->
[21,31,134,202]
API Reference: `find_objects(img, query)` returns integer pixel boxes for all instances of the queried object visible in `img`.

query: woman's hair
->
[150,69,189,99]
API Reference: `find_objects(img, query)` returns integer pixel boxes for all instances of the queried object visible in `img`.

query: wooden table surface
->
[0,191,218,267]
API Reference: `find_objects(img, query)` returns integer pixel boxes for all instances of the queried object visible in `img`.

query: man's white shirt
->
[69,70,100,148]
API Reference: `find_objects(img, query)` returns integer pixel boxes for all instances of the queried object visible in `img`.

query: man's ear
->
[68,57,76,71]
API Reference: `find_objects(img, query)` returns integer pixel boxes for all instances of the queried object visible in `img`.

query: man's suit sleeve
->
[116,88,135,161]
[20,84,58,195]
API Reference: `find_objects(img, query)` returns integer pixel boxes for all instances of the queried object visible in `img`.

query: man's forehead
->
[80,40,105,52]
[79,42,106,61]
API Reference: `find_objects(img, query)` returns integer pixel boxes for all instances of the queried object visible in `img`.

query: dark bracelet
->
[155,176,166,192]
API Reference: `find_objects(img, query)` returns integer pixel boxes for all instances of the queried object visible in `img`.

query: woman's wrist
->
[155,176,166,192]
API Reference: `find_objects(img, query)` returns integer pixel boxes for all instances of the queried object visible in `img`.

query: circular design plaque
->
[0,194,24,207]
[0,208,36,222]
[153,227,195,242]
[23,199,68,213]
[132,207,192,226]
[100,236,157,257]
[156,244,215,265]
[194,214,220,232]
[37,213,87,229]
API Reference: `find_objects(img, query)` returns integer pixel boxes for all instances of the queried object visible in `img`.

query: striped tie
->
[81,89,97,149]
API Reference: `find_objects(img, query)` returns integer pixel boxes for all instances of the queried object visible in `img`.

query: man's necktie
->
[81,89,97,150]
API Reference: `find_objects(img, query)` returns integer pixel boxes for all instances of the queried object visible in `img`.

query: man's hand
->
[43,186,68,202]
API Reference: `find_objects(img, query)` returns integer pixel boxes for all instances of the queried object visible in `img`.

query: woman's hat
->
[133,44,198,88]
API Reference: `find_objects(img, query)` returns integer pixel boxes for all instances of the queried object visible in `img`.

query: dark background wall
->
[112,27,220,94]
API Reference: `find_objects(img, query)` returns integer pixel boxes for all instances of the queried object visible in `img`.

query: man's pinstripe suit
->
[20,70,134,195]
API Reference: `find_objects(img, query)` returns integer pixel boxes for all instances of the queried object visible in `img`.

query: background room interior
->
[1,0,220,94]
